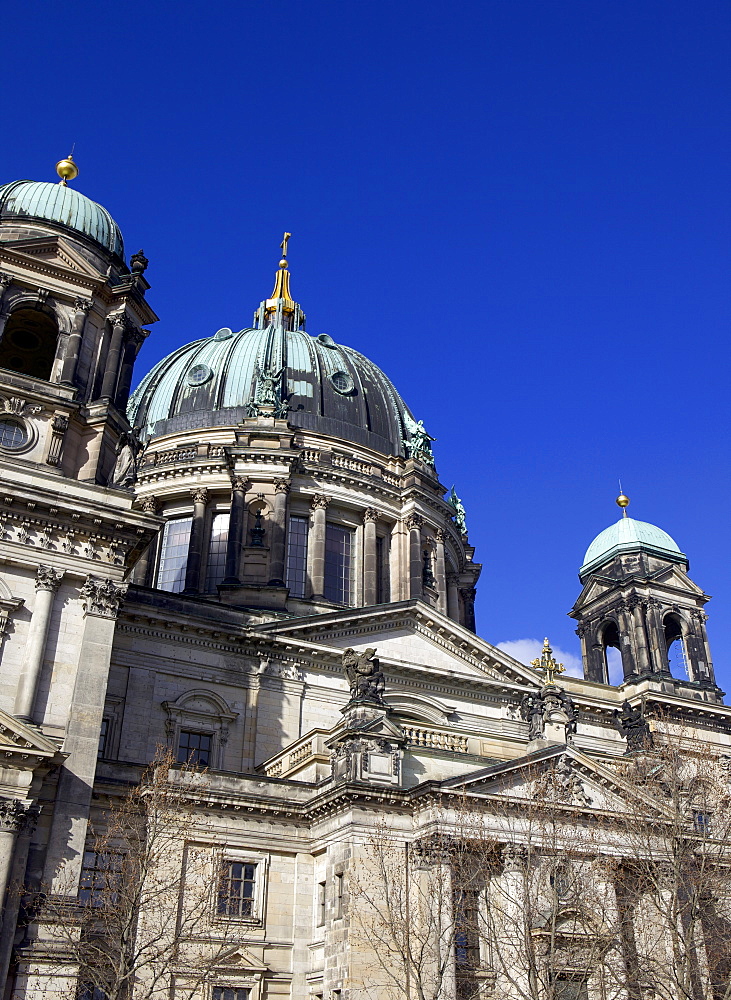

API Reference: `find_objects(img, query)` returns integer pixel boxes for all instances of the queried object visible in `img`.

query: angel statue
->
[342,647,386,705]
[403,413,435,466]
[255,364,285,407]
[447,486,468,536]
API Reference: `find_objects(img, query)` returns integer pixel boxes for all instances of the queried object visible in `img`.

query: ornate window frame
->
[162,689,238,770]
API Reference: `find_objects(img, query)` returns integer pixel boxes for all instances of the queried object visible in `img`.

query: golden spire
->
[616,486,630,518]
[55,153,79,186]
[531,637,565,686]
[267,231,294,310]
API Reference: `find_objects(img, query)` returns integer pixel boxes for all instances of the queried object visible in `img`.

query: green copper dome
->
[581,516,686,576]
[0,180,124,257]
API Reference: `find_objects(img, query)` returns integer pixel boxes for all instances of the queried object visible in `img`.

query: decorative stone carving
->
[35,565,63,593]
[191,487,209,505]
[422,551,436,589]
[502,843,528,871]
[0,798,40,834]
[435,527,447,542]
[405,513,423,531]
[311,494,330,510]
[520,686,577,743]
[231,477,250,492]
[553,754,593,806]
[2,396,42,419]
[342,647,386,706]
[613,700,653,752]
[139,495,160,514]
[74,297,93,314]
[46,413,69,467]
[363,507,379,523]
[80,576,127,618]
[274,479,291,494]
[110,430,140,489]
[130,249,149,274]
[254,364,285,407]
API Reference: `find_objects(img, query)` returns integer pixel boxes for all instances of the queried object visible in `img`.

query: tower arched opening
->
[599,619,623,683]
[664,613,688,677]
[0,309,58,381]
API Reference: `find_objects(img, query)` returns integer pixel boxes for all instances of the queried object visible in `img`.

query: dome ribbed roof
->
[128,324,415,458]
[581,516,685,575]
[0,180,124,257]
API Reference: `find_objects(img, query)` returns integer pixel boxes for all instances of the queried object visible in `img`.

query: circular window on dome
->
[317,333,337,347]
[187,364,213,387]
[213,327,233,341]
[0,418,28,451]
[330,370,355,395]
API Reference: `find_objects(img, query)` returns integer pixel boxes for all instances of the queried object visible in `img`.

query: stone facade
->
[0,171,728,1000]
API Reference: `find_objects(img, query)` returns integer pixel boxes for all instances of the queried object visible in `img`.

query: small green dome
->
[0,180,124,257]
[581,516,686,575]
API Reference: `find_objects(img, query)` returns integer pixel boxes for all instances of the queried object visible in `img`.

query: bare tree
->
[31,748,240,1000]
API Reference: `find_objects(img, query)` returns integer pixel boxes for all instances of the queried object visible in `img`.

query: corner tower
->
[569,494,719,698]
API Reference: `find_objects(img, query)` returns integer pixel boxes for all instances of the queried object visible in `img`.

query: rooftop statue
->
[342,647,386,706]
[448,486,467,535]
[403,413,435,467]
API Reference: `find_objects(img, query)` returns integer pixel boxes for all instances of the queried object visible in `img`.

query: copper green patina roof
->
[0,180,124,257]
[128,324,415,458]
[580,516,686,576]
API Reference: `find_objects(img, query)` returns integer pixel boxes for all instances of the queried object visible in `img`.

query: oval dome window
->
[330,371,355,394]
[317,333,336,347]
[213,327,233,341]
[187,364,213,386]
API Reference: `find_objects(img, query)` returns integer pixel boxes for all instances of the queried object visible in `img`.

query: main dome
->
[128,323,415,457]
[0,179,124,257]
[581,515,686,575]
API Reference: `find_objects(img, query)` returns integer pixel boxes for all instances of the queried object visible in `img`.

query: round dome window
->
[317,333,336,347]
[0,418,28,450]
[330,371,355,395]
[187,364,213,387]
[213,327,233,341]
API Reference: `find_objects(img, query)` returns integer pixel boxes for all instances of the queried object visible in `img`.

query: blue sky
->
[3,1,729,688]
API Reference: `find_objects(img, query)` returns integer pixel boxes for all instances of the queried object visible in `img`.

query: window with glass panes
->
[218,861,257,918]
[204,512,230,591]
[286,515,309,597]
[177,730,212,766]
[454,888,480,969]
[376,533,390,603]
[324,523,354,604]
[79,850,124,905]
[98,718,110,759]
[156,517,192,593]
[212,989,250,1000]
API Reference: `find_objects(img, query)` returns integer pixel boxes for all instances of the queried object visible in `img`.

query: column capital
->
[311,493,331,510]
[405,513,424,531]
[109,311,129,332]
[35,565,63,593]
[231,476,250,492]
[435,527,447,542]
[80,576,127,618]
[190,487,209,505]
[74,296,93,314]
[274,479,291,494]
[363,507,380,523]
[138,495,160,514]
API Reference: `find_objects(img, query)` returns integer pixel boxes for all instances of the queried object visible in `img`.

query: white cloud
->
[497,638,584,678]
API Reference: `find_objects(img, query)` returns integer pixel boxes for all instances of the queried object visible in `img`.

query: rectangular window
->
[554,978,588,1000]
[286,515,309,598]
[177,730,212,767]
[334,872,344,918]
[79,850,124,906]
[98,718,110,759]
[693,810,712,836]
[317,880,326,926]
[376,533,390,604]
[77,986,108,1000]
[212,989,250,1000]
[324,524,354,605]
[156,516,192,593]
[453,889,480,969]
[204,512,230,592]
[218,861,257,918]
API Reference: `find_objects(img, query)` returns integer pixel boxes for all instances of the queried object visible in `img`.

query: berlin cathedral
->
[0,157,727,1000]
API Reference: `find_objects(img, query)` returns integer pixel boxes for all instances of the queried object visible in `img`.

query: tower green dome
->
[0,179,124,257]
[580,515,686,577]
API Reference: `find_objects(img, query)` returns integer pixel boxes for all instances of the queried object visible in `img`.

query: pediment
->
[212,945,268,973]
[1,236,102,278]
[649,564,706,597]
[260,600,542,689]
[0,708,61,767]
[442,745,670,817]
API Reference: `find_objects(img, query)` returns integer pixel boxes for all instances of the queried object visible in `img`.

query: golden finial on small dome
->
[55,153,79,186]
[616,484,630,518]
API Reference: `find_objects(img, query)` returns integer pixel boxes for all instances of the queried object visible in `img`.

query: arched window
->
[599,620,623,683]
[0,309,58,381]
[664,613,688,677]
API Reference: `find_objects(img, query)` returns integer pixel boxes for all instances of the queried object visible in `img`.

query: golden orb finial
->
[55,154,79,186]
[616,493,630,516]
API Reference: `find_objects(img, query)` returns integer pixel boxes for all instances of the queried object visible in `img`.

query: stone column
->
[363,508,379,606]
[434,528,447,614]
[100,312,127,401]
[446,573,460,622]
[59,297,92,387]
[115,327,147,410]
[460,587,476,632]
[617,601,637,679]
[0,799,38,994]
[15,565,63,721]
[223,478,248,584]
[645,598,669,674]
[309,495,330,599]
[0,274,13,340]
[42,577,127,896]
[630,598,651,674]
[183,487,209,594]
[406,513,424,600]
[491,845,532,998]
[268,480,291,586]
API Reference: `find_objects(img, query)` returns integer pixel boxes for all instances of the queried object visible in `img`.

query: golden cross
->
[280,232,292,259]
[531,637,565,686]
